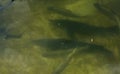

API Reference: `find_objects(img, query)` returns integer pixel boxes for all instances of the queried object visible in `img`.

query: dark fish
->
[32,38,107,51]
[0,0,15,11]
[47,6,82,18]
[33,38,114,59]
[32,38,89,50]
[50,19,119,37]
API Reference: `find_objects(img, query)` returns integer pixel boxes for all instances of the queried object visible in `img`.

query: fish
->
[32,38,90,51]
[47,6,82,18]
[50,19,119,38]
[32,38,114,59]
[0,0,15,11]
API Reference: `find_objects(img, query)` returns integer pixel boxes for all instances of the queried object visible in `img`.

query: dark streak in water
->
[32,38,114,57]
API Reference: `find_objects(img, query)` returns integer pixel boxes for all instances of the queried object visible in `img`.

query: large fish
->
[50,19,119,37]
[32,38,114,59]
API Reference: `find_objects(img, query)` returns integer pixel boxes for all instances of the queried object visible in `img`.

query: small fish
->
[0,0,15,11]
[47,6,82,18]
[50,19,119,37]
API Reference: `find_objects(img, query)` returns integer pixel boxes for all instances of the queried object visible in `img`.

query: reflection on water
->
[0,0,120,74]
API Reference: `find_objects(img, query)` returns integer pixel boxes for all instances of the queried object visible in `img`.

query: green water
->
[0,0,120,74]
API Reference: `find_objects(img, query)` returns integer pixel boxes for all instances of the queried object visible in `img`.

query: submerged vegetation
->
[0,0,120,74]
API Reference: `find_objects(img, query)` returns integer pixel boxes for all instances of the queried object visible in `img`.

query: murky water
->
[0,0,120,74]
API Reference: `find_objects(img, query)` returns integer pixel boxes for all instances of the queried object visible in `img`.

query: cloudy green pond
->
[0,0,120,74]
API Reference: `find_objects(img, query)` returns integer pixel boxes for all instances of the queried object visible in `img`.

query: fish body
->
[32,39,89,50]
[51,19,119,37]
[33,39,106,51]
